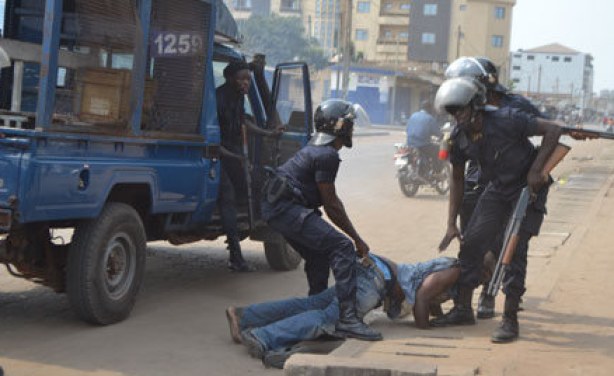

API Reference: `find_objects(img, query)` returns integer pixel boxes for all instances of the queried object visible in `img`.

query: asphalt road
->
[0,131,454,376]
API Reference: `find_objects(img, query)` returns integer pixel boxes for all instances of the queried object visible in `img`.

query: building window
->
[233,0,252,10]
[495,6,505,19]
[400,3,411,11]
[513,54,522,58]
[355,29,368,41]
[357,1,370,13]
[384,30,393,39]
[280,0,300,11]
[513,66,521,70]
[422,32,436,44]
[552,56,560,62]
[564,57,572,62]
[512,78,520,83]
[491,35,503,48]
[398,31,409,40]
[527,55,535,60]
[383,2,393,11]
[459,4,467,11]
[424,4,437,16]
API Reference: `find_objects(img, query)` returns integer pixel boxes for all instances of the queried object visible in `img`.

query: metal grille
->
[146,0,211,133]
[74,0,138,50]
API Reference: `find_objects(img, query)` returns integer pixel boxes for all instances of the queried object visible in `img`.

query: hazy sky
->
[511,0,613,92]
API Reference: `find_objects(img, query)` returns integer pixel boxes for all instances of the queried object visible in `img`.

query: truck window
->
[274,69,307,133]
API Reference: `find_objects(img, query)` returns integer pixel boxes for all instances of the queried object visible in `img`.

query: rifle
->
[561,126,614,140]
[486,142,571,297]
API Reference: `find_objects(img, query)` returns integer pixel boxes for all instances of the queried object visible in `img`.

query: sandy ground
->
[2,132,614,375]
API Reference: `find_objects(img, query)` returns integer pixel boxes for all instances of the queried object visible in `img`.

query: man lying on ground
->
[225,254,460,364]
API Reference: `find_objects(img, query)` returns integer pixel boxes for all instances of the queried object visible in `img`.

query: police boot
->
[477,289,496,319]
[430,287,475,327]
[335,301,383,341]
[491,296,520,343]
[227,239,250,272]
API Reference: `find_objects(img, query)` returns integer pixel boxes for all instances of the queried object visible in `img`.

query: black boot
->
[335,302,383,341]
[477,289,495,319]
[430,287,475,327]
[227,239,250,272]
[491,296,520,343]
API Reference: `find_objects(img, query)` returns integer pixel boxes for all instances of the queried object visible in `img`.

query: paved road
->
[2,131,606,376]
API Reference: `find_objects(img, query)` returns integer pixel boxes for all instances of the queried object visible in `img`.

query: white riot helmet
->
[434,77,487,115]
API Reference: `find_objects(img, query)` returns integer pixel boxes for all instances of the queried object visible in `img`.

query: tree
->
[240,14,329,71]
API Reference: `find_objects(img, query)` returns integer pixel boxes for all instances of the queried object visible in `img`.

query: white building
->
[509,43,594,108]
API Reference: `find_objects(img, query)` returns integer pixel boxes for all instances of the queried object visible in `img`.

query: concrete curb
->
[284,353,437,376]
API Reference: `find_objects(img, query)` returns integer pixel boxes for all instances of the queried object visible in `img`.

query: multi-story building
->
[509,43,594,109]
[406,0,515,78]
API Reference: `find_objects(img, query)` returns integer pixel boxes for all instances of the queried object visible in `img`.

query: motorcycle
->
[394,124,452,197]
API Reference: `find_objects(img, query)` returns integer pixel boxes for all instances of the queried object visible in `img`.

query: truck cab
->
[0,0,313,324]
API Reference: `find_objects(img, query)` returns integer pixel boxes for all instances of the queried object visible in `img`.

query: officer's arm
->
[528,119,563,192]
[318,182,369,257]
[439,162,465,251]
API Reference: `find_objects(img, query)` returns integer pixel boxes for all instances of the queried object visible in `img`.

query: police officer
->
[444,56,549,319]
[432,76,564,343]
[261,99,382,341]
[217,61,282,271]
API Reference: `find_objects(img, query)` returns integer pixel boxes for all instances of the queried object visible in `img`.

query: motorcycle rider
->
[444,56,547,319]
[433,75,564,343]
[260,99,382,341]
[406,100,443,178]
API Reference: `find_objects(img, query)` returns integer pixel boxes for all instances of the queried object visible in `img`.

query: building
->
[401,0,514,79]
[509,43,594,109]
[224,0,342,57]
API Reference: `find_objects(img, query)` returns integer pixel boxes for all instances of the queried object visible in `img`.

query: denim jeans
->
[241,261,386,352]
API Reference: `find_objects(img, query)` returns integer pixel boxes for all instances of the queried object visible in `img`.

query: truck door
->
[270,63,312,166]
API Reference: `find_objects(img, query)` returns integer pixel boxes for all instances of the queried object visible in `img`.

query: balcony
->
[379,15,409,26]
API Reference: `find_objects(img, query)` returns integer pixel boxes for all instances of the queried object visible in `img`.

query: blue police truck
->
[0,0,313,324]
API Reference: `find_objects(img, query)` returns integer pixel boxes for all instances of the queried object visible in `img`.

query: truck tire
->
[264,237,301,271]
[67,202,146,325]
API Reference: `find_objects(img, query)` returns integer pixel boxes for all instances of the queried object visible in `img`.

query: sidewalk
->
[285,139,614,375]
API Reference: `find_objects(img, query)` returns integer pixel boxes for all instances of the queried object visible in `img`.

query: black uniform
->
[450,107,549,299]
[459,93,545,232]
[261,144,356,302]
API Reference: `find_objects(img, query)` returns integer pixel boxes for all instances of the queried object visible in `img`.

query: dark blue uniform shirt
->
[464,93,544,187]
[277,144,341,209]
[216,83,245,153]
[451,107,539,198]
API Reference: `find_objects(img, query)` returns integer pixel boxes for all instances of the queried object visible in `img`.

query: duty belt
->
[263,166,307,206]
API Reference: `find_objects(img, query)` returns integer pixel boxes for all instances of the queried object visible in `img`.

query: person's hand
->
[527,169,548,198]
[569,131,597,140]
[271,126,286,137]
[438,224,461,252]
[249,54,266,73]
[355,239,370,258]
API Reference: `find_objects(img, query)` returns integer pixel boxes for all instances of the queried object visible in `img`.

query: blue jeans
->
[240,261,386,352]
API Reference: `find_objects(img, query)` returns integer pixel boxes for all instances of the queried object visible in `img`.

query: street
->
[2,131,614,375]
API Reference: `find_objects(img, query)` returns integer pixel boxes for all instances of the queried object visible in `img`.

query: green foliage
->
[241,14,329,71]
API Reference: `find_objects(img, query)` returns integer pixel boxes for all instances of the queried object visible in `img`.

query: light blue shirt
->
[396,257,458,305]
[406,110,440,148]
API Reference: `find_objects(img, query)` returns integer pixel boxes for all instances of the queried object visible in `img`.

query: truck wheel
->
[67,203,146,325]
[264,236,301,271]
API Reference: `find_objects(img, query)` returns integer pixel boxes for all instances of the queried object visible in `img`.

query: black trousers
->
[458,185,547,300]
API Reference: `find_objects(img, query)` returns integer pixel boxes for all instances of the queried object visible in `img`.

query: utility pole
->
[537,65,542,94]
[456,25,462,58]
[341,0,353,99]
